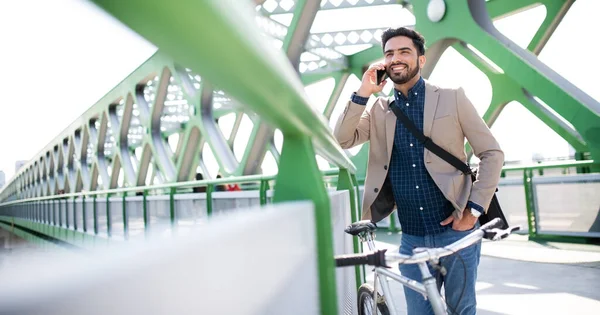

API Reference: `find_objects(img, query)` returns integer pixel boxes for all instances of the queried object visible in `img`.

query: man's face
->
[383,36,424,84]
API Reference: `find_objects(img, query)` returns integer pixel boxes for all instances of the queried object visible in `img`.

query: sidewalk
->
[368,232,600,315]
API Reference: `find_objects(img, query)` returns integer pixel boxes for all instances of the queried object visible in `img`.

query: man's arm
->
[333,64,388,149]
[456,87,505,213]
[333,95,371,149]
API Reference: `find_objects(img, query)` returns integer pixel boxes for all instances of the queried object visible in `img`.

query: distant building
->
[0,171,5,189]
[15,160,27,173]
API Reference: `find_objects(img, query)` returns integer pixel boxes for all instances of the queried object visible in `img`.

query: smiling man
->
[334,27,504,314]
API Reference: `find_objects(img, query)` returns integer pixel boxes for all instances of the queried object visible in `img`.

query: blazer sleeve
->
[333,100,371,149]
[456,87,505,212]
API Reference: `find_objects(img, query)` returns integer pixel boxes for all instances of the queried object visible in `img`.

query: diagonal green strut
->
[412,0,600,162]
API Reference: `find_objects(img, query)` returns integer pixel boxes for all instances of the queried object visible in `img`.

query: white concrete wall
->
[0,201,319,315]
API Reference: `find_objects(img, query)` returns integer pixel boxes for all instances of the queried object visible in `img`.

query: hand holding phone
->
[376,69,388,85]
[357,64,387,98]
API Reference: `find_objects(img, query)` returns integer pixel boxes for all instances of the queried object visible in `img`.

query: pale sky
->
[0,0,598,184]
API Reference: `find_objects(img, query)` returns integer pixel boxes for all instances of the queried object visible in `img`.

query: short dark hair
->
[381,27,426,56]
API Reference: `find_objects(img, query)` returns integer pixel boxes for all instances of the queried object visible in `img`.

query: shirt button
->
[374,188,379,193]
[419,207,423,210]
[415,92,418,96]
[410,143,413,147]
[384,165,388,170]
[415,185,419,189]
[412,164,416,167]
[406,103,410,106]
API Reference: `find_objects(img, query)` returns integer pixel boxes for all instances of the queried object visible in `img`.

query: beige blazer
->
[334,81,504,223]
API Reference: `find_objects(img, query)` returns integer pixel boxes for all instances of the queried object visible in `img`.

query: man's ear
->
[419,55,426,69]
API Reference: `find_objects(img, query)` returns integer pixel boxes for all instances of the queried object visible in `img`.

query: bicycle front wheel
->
[357,283,390,315]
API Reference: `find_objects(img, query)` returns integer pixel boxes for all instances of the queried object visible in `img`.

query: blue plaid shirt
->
[351,77,482,236]
[388,77,454,236]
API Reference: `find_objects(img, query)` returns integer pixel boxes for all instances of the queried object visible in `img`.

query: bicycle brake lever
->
[483,226,521,241]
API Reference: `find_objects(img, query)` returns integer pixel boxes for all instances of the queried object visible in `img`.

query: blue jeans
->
[399,225,481,315]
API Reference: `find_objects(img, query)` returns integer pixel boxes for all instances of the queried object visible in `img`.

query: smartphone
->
[376,69,388,85]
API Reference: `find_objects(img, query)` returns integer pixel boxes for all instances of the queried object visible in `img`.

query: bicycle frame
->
[363,232,447,315]
[339,218,516,315]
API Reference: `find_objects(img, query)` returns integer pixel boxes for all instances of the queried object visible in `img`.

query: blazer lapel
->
[423,83,440,137]
[385,96,396,160]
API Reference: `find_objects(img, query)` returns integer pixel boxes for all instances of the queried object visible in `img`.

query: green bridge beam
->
[91,0,353,172]
[349,0,600,162]
[450,0,586,155]
[90,1,353,314]
[486,0,574,54]
[412,0,600,161]
[346,0,588,167]
[240,0,321,175]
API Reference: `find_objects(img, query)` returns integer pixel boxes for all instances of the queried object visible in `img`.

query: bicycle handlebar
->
[335,218,520,268]
[335,249,389,268]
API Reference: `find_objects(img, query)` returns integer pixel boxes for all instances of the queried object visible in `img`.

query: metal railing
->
[0,1,359,313]
[0,167,362,315]
[501,160,598,240]
[0,169,351,235]
[381,160,600,242]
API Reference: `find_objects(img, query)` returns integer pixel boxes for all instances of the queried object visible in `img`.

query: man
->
[334,27,504,315]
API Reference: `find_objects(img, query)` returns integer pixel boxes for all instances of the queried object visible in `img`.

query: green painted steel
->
[82,196,87,232]
[0,169,357,314]
[259,180,269,205]
[528,233,600,245]
[502,160,596,171]
[90,0,354,173]
[58,200,62,228]
[273,135,337,315]
[1,2,600,311]
[65,199,69,229]
[323,72,350,119]
[0,222,66,252]
[388,212,401,233]
[93,196,98,235]
[339,1,598,174]
[0,215,106,250]
[206,184,214,217]
[336,168,362,290]
[2,0,597,206]
[169,187,176,228]
[455,1,586,157]
[142,190,148,233]
[106,195,111,237]
[486,0,573,54]
[350,173,366,282]
[123,193,128,239]
[73,198,77,230]
[410,0,600,162]
[523,169,537,238]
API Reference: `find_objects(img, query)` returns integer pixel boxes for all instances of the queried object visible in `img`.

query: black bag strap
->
[388,99,472,175]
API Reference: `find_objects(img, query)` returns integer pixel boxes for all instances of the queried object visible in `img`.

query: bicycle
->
[334,218,520,315]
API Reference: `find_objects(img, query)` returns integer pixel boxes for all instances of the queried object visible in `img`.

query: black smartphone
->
[376,69,388,85]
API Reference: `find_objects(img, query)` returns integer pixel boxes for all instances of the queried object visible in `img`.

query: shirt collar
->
[394,76,425,100]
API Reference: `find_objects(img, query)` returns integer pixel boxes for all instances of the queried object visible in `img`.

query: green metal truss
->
[339,0,599,175]
[1,0,597,231]
[1,0,597,221]
[453,0,588,157]
[412,0,600,163]
[0,0,599,311]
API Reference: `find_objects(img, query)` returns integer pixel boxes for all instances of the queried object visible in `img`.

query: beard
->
[387,59,420,85]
